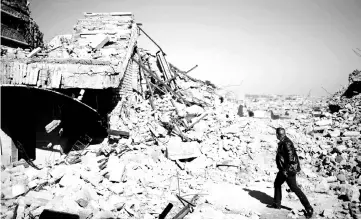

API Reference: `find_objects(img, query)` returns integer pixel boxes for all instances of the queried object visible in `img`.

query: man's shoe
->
[267,203,281,209]
[305,207,313,219]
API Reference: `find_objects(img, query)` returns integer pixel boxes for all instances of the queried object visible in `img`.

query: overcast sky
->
[30,0,361,97]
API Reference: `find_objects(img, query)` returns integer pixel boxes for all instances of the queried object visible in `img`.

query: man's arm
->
[284,141,296,172]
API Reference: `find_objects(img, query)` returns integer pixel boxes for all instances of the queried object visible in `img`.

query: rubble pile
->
[1,10,360,219]
[0,52,282,218]
[2,65,361,219]
[275,70,361,218]
[2,12,135,58]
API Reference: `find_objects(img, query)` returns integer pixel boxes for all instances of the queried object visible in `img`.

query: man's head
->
[276,127,286,140]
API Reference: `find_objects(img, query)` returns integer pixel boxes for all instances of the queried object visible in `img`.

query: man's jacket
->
[276,136,301,175]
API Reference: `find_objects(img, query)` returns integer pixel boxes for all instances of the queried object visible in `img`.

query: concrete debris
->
[1,7,361,219]
[166,137,201,160]
[88,35,110,50]
[11,184,27,198]
[59,172,81,187]
[346,186,361,202]
[27,47,42,58]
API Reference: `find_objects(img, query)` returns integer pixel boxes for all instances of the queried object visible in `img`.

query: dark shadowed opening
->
[1,86,110,160]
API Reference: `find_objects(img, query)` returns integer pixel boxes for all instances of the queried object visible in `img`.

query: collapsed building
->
[0,7,211,167]
[1,4,361,219]
[1,0,43,48]
[1,10,139,164]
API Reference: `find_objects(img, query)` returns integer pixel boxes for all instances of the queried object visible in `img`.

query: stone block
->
[35,148,62,166]
[80,171,102,186]
[0,128,18,165]
[108,183,124,194]
[328,129,341,137]
[315,119,332,126]
[89,35,110,50]
[326,176,337,183]
[59,172,81,187]
[93,211,114,219]
[185,105,204,117]
[24,191,53,206]
[49,165,67,180]
[16,204,25,219]
[30,207,45,217]
[346,186,360,202]
[11,184,27,198]
[107,155,125,183]
[337,174,347,182]
[322,209,334,218]
[1,171,10,183]
[166,139,201,160]
[314,179,330,193]
[252,110,271,119]
[343,131,360,137]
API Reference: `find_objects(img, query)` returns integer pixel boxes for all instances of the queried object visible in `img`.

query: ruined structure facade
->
[0,12,141,164]
[1,0,43,48]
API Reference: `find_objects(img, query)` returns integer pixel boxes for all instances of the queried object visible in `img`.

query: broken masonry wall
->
[1,0,44,48]
[0,11,142,165]
[0,129,18,166]
[0,59,123,89]
[118,54,140,97]
[343,69,361,98]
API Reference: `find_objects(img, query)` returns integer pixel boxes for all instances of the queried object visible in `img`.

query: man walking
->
[269,127,313,219]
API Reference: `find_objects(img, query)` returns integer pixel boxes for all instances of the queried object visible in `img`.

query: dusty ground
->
[1,90,360,219]
[186,149,340,219]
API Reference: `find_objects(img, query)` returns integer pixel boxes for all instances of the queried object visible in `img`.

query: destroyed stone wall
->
[0,12,140,90]
[2,8,360,220]
[1,57,361,219]
[118,55,140,97]
[0,59,122,89]
[1,0,44,48]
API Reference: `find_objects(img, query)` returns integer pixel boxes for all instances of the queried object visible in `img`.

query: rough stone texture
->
[346,187,361,202]
[0,12,139,90]
[11,184,27,198]
[1,0,44,48]
[0,60,123,89]
[1,36,360,220]
[119,57,138,96]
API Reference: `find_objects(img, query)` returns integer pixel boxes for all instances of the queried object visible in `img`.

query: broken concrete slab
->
[93,210,115,219]
[252,110,271,119]
[11,184,27,198]
[24,191,54,206]
[343,131,360,137]
[107,155,125,182]
[108,183,124,194]
[8,165,25,174]
[328,129,341,137]
[185,105,204,117]
[1,171,10,183]
[49,165,67,180]
[88,35,110,50]
[166,138,201,160]
[315,119,333,126]
[59,172,81,187]
[314,179,330,193]
[346,186,360,202]
[80,171,103,186]
[27,47,41,58]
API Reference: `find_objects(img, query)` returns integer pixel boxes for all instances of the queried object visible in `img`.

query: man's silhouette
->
[269,127,313,219]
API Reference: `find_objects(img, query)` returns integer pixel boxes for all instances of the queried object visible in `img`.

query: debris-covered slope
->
[1,65,360,219]
[1,9,360,219]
